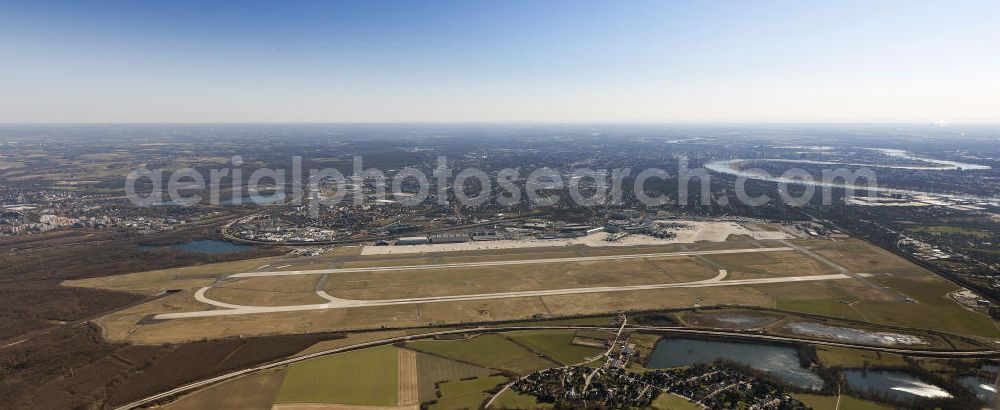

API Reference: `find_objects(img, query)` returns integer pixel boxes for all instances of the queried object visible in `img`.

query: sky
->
[1,0,999,123]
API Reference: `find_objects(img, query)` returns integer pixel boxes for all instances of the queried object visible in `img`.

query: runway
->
[150,244,868,320]
[230,246,796,278]
[155,269,854,319]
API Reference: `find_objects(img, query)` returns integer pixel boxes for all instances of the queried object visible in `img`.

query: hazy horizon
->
[3,0,999,123]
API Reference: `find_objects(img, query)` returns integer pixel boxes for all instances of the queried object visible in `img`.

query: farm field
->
[406,334,556,375]
[398,348,419,405]
[415,351,493,402]
[274,345,398,406]
[491,389,553,409]
[428,375,508,410]
[164,369,286,410]
[650,393,701,410]
[793,393,892,410]
[505,330,604,365]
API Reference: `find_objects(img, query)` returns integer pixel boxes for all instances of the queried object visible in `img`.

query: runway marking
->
[157,269,855,320]
[230,247,795,278]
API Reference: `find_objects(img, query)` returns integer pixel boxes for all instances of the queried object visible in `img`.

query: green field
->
[429,375,508,410]
[858,276,1000,338]
[416,351,492,402]
[815,346,908,368]
[775,299,865,321]
[506,330,604,365]
[494,316,615,328]
[491,389,552,409]
[650,393,701,410]
[406,334,555,375]
[908,225,991,238]
[274,345,398,405]
[793,393,891,410]
[778,274,1000,339]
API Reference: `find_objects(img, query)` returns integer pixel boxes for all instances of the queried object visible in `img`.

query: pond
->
[645,337,824,390]
[138,240,253,254]
[783,322,927,346]
[682,312,781,329]
[842,369,952,402]
[958,375,996,405]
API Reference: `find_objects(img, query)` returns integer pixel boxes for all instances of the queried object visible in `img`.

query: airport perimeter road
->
[230,246,796,278]
[114,324,1000,410]
[158,270,856,319]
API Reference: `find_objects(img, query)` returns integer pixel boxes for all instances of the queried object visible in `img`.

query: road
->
[156,246,840,320]
[231,246,795,278]
[778,239,906,301]
[114,324,1000,410]
[158,270,856,319]
[221,214,540,246]
[484,315,629,409]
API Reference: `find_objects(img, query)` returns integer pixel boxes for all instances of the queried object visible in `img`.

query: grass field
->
[858,275,1000,338]
[650,393,702,410]
[406,334,555,375]
[494,316,615,328]
[398,348,419,405]
[814,346,908,368]
[74,236,1000,344]
[324,255,718,300]
[805,239,928,275]
[274,345,398,406]
[908,225,992,238]
[776,299,866,321]
[165,369,286,410]
[793,393,891,410]
[506,330,604,365]
[704,250,835,280]
[416,351,492,402]
[491,389,552,409]
[208,275,327,306]
[65,257,281,294]
[429,375,508,410]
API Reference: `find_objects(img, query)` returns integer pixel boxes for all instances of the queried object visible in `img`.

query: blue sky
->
[1,0,998,123]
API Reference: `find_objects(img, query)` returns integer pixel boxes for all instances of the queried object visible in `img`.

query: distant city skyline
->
[2,0,999,123]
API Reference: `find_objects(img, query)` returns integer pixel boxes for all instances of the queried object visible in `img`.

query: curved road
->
[114,324,1000,410]
[166,269,853,319]
[152,246,865,320]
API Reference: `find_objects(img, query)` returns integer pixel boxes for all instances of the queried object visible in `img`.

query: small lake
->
[843,369,952,402]
[138,240,253,254]
[958,375,996,405]
[683,312,780,329]
[784,322,927,346]
[645,337,824,390]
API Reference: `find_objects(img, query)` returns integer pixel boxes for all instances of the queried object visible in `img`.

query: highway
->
[114,323,1000,410]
